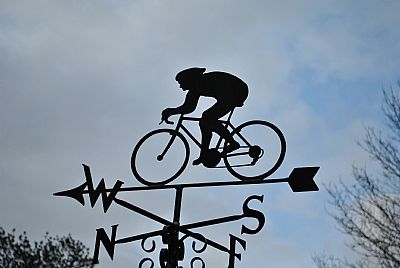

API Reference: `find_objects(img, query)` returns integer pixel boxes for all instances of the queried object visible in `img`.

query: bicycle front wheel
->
[131,129,190,186]
[223,120,286,180]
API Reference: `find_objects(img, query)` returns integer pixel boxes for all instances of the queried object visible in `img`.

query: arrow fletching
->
[53,182,88,205]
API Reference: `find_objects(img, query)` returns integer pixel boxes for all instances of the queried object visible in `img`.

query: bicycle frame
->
[131,101,286,184]
[160,110,253,163]
[131,111,285,184]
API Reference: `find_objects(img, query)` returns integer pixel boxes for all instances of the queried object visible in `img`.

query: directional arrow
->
[54,166,320,206]
[287,167,319,192]
[54,164,319,267]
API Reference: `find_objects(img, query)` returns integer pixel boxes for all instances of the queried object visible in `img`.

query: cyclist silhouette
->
[162,67,249,166]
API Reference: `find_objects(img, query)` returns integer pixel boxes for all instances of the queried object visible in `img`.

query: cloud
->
[1,1,399,267]
[287,1,400,81]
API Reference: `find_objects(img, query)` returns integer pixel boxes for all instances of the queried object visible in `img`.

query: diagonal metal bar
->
[113,198,172,226]
[110,198,231,254]
[111,201,231,255]
[108,201,232,255]
[177,227,231,254]
[116,229,164,245]
[181,214,244,230]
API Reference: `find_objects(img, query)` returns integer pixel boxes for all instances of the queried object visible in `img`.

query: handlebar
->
[159,118,174,125]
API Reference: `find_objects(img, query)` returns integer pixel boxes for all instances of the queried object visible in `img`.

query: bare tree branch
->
[314,86,400,268]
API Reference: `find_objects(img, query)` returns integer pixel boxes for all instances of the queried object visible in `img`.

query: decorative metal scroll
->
[54,164,319,267]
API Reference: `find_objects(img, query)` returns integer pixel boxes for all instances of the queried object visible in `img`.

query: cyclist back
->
[162,67,249,166]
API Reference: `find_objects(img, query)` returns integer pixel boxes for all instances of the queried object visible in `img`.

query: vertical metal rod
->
[167,187,183,267]
[173,187,183,224]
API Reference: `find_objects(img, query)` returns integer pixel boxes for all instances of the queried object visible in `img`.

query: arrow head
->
[288,167,319,192]
[54,182,88,205]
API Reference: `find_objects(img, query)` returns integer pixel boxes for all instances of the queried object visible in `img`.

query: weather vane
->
[54,68,319,267]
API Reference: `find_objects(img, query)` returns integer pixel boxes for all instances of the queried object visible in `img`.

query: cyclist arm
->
[162,92,199,120]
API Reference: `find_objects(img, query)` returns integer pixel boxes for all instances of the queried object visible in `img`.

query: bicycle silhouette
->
[131,109,286,186]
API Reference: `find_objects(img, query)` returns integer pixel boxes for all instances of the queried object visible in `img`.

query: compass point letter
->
[93,224,118,264]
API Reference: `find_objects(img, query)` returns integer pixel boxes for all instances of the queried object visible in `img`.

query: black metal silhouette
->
[54,165,319,267]
[162,68,249,166]
[54,68,320,267]
[132,110,286,186]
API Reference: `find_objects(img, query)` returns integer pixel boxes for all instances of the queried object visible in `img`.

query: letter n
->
[93,224,118,264]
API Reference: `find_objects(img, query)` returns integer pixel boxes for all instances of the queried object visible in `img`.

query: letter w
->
[83,164,123,213]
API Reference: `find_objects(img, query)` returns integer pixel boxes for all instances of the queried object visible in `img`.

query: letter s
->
[241,195,265,235]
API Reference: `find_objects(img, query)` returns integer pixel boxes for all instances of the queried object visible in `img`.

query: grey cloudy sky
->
[1,1,400,267]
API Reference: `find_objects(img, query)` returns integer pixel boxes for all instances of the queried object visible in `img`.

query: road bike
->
[131,110,286,186]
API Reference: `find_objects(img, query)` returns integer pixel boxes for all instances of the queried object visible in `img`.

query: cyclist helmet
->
[175,67,206,86]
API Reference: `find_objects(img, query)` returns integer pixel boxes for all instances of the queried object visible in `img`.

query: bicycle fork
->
[157,117,185,161]
[157,132,179,161]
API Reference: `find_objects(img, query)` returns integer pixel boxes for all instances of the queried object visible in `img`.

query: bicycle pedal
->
[203,149,222,168]
[251,157,259,165]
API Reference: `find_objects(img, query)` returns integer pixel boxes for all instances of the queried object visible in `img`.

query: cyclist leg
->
[205,103,241,153]
[193,102,238,165]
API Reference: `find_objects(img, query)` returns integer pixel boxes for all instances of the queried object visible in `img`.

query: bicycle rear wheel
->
[223,120,286,180]
[131,129,190,186]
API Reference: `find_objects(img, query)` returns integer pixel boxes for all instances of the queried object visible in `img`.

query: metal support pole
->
[173,187,183,224]
[162,187,184,268]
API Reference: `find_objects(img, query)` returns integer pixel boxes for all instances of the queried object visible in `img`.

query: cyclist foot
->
[192,157,205,166]
[224,140,240,154]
